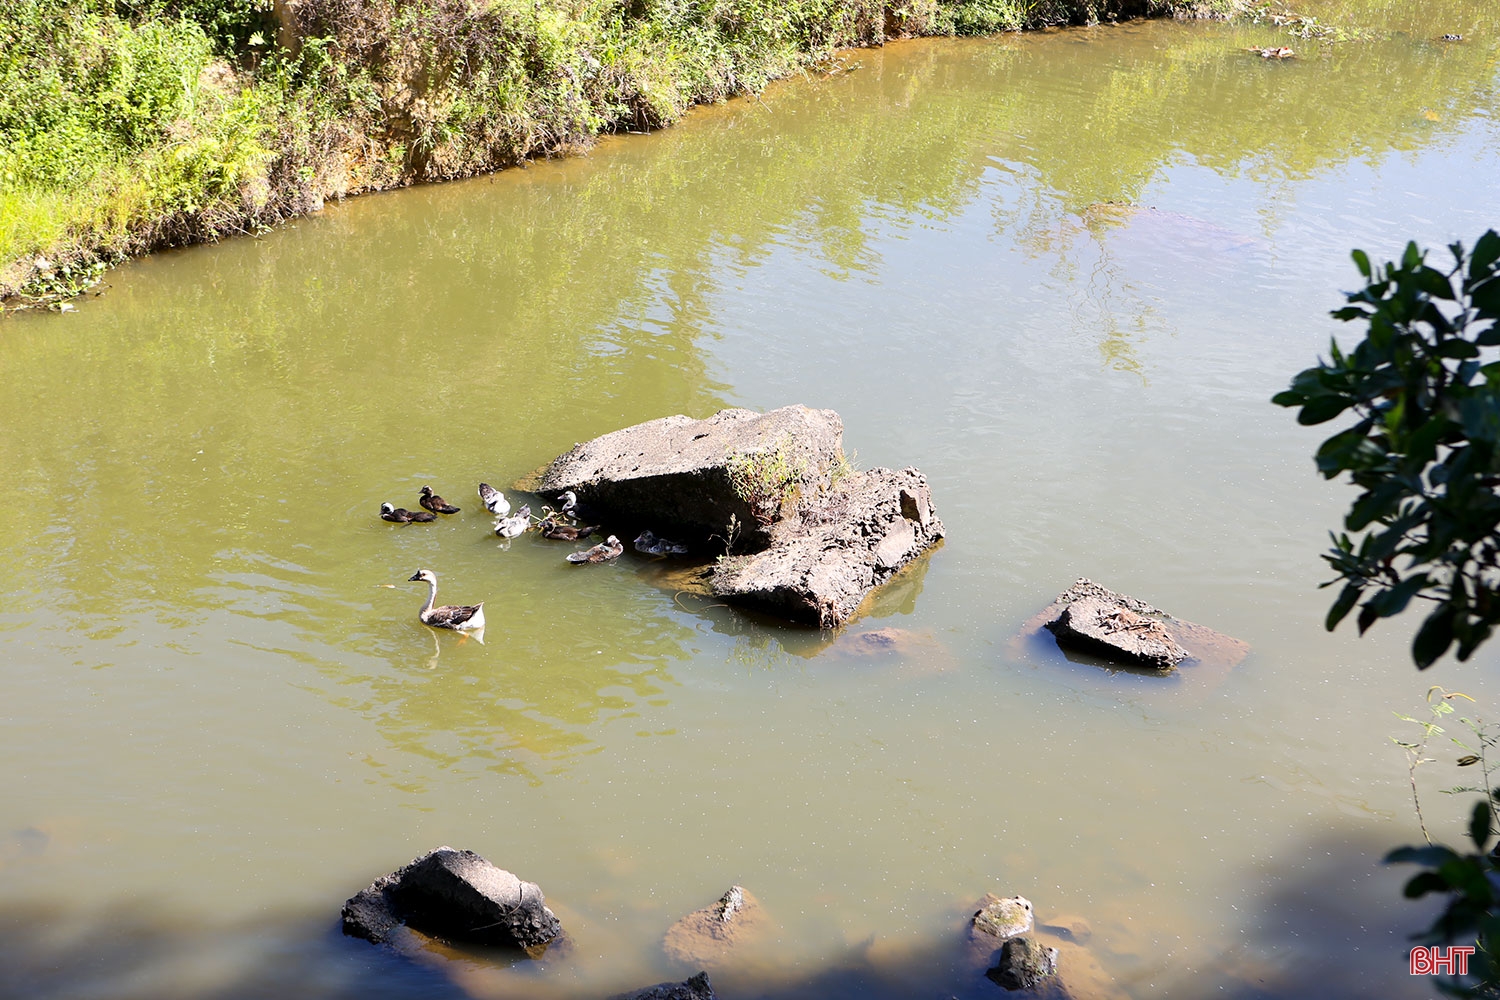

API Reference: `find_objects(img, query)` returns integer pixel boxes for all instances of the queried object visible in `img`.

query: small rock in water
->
[611,971,718,1000]
[663,885,772,968]
[987,935,1059,991]
[341,846,563,956]
[1045,596,1189,672]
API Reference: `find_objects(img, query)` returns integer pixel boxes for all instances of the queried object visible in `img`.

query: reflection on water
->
[1,3,1499,998]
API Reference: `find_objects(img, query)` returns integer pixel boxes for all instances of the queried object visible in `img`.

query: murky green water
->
[4,4,1500,998]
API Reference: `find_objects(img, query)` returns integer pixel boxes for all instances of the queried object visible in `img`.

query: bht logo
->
[1410,945,1475,976]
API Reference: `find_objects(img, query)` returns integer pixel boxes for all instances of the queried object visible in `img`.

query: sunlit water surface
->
[3,4,1500,998]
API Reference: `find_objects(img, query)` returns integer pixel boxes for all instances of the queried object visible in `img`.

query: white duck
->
[407,569,485,631]
[478,482,510,517]
[495,504,532,539]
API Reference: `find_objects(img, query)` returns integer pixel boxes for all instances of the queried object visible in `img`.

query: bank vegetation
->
[0,0,1243,305]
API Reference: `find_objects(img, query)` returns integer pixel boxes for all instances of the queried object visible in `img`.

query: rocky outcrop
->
[711,466,944,627]
[663,885,773,968]
[536,408,944,628]
[536,406,845,548]
[340,847,563,956]
[988,936,1061,992]
[611,972,718,1000]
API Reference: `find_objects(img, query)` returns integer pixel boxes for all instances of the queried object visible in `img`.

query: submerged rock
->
[611,971,718,1000]
[663,885,773,968]
[1045,596,1188,672]
[1030,578,1246,676]
[711,466,944,628]
[988,935,1060,992]
[341,846,563,955]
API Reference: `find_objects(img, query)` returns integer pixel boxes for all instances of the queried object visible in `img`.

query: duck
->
[540,516,601,542]
[478,482,510,517]
[381,502,436,523]
[408,569,485,630]
[495,504,532,539]
[418,486,461,514]
[1247,45,1294,59]
[566,535,624,564]
[558,491,580,517]
[634,530,689,556]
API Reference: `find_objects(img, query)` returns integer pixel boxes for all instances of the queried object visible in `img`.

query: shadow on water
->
[0,828,1446,1000]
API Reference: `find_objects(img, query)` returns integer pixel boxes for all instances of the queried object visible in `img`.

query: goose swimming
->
[634,530,689,556]
[419,486,461,515]
[566,535,624,564]
[381,503,436,523]
[495,504,532,539]
[478,482,510,517]
[408,569,485,630]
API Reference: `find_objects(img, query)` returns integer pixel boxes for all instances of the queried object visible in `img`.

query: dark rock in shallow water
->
[611,971,717,1000]
[711,466,944,628]
[341,847,562,955]
[1045,596,1188,672]
[988,935,1060,992]
[536,405,845,547]
[1027,578,1247,678]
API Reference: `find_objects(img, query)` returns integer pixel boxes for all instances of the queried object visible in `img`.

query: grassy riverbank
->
[0,0,1244,305]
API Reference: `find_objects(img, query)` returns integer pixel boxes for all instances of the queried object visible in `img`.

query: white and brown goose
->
[407,569,485,631]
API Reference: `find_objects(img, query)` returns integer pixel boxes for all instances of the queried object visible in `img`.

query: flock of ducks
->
[380,483,687,633]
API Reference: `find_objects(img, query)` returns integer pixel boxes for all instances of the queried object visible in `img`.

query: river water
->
[3,4,1499,998]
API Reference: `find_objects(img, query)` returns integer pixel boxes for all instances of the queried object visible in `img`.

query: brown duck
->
[419,486,461,514]
[540,517,601,542]
[381,503,436,523]
[566,535,624,564]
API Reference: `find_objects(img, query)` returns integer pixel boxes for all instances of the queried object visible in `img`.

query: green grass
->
[0,0,1247,304]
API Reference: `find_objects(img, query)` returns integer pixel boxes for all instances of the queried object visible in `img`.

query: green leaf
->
[1472,800,1493,850]
[1470,230,1500,278]
[1298,394,1353,426]
[1326,582,1362,631]
[1436,339,1481,359]
[1367,574,1432,619]
[1414,605,1457,669]
[1351,248,1372,278]
[1388,844,1461,866]
[1403,871,1452,898]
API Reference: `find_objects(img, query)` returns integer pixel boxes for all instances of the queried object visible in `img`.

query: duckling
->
[634,530,689,556]
[419,486,461,515]
[495,504,532,539]
[566,535,624,564]
[478,482,510,517]
[381,503,436,523]
[540,517,601,542]
[408,569,485,630]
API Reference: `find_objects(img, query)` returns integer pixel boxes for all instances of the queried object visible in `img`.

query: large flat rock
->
[710,467,945,628]
[536,406,844,545]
